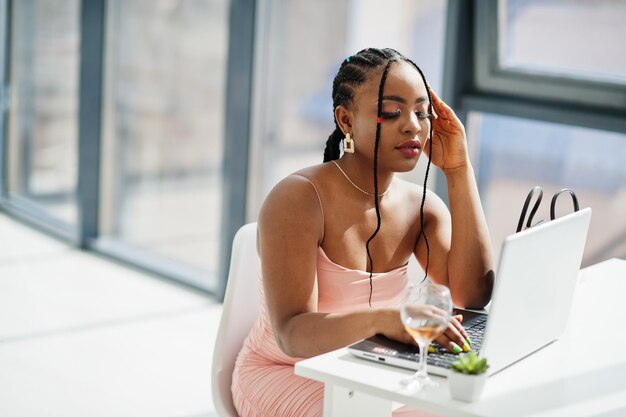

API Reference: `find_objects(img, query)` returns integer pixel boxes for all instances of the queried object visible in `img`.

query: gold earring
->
[344,132,355,154]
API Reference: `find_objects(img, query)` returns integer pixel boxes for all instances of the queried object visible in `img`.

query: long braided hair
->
[323,48,434,306]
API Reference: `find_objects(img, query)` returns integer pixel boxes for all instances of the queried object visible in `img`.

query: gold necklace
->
[331,160,391,197]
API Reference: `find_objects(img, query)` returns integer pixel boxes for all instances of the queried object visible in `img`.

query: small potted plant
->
[448,352,489,402]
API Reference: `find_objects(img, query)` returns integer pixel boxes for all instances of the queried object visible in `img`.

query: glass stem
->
[417,340,429,378]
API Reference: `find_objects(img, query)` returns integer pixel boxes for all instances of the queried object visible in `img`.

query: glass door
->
[6,0,81,227]
[98,0,230,291]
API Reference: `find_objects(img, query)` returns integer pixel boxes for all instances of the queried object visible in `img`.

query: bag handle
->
[550,189,579,221]
[517,186,580,233]
[516,186,543,233]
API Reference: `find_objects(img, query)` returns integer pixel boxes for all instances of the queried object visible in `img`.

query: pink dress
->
[231,247,438,417]
[232,176,438,416]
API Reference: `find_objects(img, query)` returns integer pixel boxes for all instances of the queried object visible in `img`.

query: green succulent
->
[451,352,489,375]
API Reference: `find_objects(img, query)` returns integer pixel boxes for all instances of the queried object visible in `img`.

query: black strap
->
[517,186,580,232]
[516,186,543,233]
[550,189,579,220]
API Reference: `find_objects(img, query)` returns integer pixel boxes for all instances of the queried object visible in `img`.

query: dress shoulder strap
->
[292,174,325,229]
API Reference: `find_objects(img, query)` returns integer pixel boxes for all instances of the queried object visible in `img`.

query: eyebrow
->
[381,95,428,104]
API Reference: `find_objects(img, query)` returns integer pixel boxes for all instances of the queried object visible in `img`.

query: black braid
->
[323,48,435,304]
[324,128,343,162]
[323,48,393,163]
[403,58,434,284]
[365,60,393,307]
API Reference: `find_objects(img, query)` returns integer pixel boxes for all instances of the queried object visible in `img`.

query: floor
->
[0,212,222,417]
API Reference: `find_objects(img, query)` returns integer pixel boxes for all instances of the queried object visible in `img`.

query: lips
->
[395,140,422,150]
[395,140,422,158]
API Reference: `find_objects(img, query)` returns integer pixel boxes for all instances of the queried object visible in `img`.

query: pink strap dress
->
[231,178,438,417]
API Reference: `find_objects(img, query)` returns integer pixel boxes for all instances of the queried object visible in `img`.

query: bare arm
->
[258,175,407,358]
[414,89,494,308]
[445,165,494,308]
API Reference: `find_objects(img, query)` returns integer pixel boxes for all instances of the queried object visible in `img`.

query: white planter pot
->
[448,372,488,402]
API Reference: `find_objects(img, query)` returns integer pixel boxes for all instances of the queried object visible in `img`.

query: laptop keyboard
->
[353,310,489,371]
[428,313,487,368]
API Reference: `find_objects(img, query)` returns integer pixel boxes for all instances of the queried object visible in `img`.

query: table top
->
[295,258,626,417]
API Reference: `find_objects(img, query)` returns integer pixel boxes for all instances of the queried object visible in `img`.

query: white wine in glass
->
[400,282,452,391]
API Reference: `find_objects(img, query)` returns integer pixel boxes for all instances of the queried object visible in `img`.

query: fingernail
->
[452,343,463,354]
[428,346,436,353]
[426,80,432,90]
[466,337,472,346]
[462,343,471,352]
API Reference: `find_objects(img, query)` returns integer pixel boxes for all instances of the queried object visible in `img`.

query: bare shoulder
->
[393,177,449,219]
[258,165,327,246]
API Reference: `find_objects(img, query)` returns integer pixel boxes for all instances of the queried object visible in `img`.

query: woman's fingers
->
[451,314,470,342]
[429,89,463,128]
[429,89,449,111]
[429,89,447,113]
[399,307,470,354]
[434,315,471,353]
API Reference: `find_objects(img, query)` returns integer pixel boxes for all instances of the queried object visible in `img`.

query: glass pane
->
[468,111,626,267]
[100,0,229,289]
[249,0,448,217]
[499,0,626,83]
[7,0,80,223]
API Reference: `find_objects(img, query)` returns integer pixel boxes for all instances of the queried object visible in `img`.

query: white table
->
[295,258,626,417]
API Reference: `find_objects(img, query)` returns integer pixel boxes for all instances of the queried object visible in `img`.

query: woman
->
[232,48,494,417]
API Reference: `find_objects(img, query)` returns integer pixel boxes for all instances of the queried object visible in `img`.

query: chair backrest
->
[211,223,260,417]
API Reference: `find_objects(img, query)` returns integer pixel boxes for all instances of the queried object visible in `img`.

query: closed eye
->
[380,111,432,121]
[381,111,401,120]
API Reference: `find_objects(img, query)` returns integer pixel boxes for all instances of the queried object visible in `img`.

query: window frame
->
[0,0,8,199]
[443,0,626,136]
[474,0,626,116]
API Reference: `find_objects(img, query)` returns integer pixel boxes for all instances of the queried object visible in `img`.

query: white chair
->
[211,223,260,417]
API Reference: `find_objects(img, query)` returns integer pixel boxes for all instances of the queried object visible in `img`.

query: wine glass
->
[400,281,452,391]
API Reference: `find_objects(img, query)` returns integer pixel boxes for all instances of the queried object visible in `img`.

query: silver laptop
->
[348,207,592,376]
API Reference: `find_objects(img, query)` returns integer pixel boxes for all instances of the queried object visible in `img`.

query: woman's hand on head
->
[424,89,471,174]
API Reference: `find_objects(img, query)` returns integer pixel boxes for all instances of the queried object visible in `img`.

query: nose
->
[403,111,421,136]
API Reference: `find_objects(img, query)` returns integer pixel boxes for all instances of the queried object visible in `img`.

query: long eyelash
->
[381,111,401,119]
[381,111,432,121]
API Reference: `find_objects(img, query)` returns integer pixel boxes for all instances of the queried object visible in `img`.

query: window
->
[99,0,230,291]
[474,0,626,112]
[6,0,80,225]
[468,112,626,266]
[499,0,626,84]
[249,0,449,218]
[447,1,626,267]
